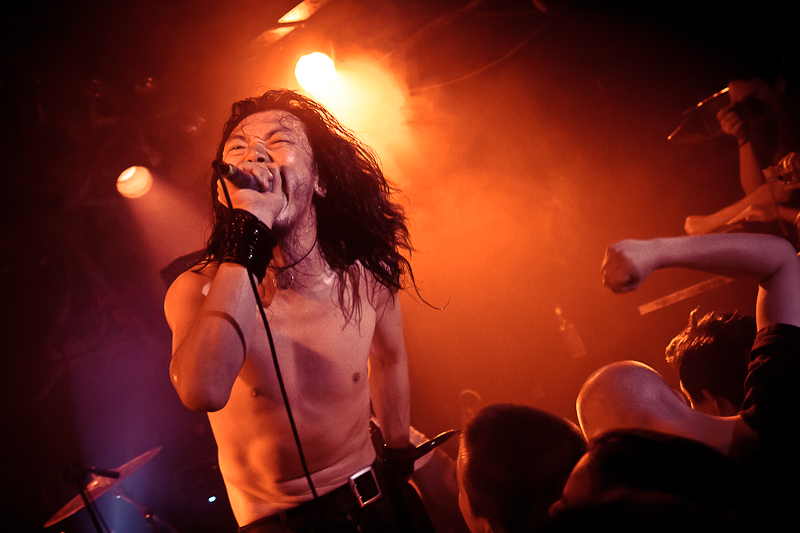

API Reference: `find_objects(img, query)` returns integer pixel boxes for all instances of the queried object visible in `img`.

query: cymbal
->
[44,446,162,528]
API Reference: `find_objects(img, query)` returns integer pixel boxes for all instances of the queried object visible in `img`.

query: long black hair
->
[202,89,413,321]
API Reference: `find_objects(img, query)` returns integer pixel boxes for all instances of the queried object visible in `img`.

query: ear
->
[312,163,325,197]
[314,180,326,198]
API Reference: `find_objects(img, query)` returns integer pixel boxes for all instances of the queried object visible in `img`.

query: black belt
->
[239,461,387,533]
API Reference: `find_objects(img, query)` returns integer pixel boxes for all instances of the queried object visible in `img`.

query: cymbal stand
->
[65,462,118,533]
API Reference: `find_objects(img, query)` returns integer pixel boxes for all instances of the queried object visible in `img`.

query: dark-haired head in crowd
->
[665,308,755,416]
[456,404,586,533]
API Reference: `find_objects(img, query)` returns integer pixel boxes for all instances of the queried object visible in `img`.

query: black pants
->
[238,469,434,533]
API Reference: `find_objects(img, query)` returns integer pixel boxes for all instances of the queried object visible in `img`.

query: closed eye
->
[223,142,246,155]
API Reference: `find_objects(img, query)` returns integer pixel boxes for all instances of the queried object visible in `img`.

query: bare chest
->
[237,286,377,406]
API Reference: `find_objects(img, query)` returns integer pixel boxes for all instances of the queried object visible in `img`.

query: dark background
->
[1,1,791,531]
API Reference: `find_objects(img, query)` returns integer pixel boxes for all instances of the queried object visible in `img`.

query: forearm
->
[605,233,800,330]
[716,183,780,224]
[684,182,787,236]
[651,234,792,280]
[369,353,411,447]
[777,205,800,225]
[739,141,766,195]
[651,234,800,328]
[169,264,260,411]
[368,293,412,447]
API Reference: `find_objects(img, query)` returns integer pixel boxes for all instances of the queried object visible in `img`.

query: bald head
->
[576,361,742,455]
[578,361,730,445]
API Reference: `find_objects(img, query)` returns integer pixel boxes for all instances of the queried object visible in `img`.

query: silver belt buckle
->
[348,465,382,507]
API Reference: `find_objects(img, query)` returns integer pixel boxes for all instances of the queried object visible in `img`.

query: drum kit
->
[44,446,178,532]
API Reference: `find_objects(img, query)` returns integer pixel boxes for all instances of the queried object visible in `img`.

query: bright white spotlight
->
[116,166,153,198]
[295,52,337,96]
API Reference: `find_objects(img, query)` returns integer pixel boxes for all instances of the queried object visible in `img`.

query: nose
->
[245,144,270,164]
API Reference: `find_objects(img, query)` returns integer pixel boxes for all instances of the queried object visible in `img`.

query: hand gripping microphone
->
[213,160,260,191]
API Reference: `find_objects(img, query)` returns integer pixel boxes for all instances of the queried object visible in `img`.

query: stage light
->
[116,166,153,198]
[295,52,337,96]
[208,496,217,503]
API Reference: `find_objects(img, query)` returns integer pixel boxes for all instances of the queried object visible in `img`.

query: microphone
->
[411,429,458,460]
[212,160,260,191]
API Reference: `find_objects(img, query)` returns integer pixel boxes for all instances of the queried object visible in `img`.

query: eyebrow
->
[225,125,293,147]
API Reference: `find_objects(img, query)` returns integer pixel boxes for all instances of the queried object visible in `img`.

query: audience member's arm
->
[726,202,800,227]
[601,233,800,329]
[717,101,767,195]
[684,181,791,236]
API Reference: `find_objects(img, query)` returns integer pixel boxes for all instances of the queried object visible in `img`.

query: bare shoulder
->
[164,263,218,329]
[357,264,398,318]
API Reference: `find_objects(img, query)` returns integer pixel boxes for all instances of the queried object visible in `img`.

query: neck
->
[270,230,335,292]
[274,209,318,259]
[662,408,739,457]
[272,211,317,261]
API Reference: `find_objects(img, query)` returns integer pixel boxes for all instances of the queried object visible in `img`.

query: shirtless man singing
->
[165,90,431,532]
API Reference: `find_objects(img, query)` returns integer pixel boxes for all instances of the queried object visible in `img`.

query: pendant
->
[273,270,295,290]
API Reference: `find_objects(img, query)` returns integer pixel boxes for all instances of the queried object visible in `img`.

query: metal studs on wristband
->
[218,209,277,283]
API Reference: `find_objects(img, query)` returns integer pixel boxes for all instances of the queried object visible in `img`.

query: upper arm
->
[164,268,211,355]
[164,262,256,411]
[755,241,800,330]
[369,288,407,366]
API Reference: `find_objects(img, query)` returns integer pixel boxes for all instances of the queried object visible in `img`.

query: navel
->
[352,372,361,383]
[251,387,261,397]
